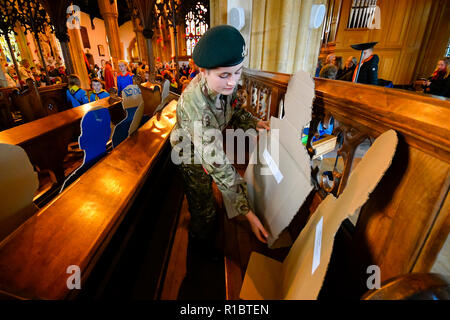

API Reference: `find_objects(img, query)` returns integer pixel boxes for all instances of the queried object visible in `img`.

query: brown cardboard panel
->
[122,84,144,109]
[241,130,398,300]
[129,102,145,136]
[244,71,315,248]
[0,143,39,240]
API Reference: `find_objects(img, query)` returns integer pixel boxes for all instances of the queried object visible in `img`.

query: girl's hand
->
[256,120,270,130]
[245,210,269,243]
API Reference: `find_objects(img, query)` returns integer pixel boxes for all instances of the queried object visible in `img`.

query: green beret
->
[193,25,246,69]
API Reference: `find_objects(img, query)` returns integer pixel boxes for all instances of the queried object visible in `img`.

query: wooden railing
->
[0,101,179,300]
[223,68,450,299]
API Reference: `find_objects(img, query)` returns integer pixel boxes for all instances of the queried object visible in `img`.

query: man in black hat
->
[170,25,269,260]
[351,42,379,85]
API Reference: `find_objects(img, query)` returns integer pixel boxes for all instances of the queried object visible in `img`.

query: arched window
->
[0,31,21,65]
[185,2,208,56]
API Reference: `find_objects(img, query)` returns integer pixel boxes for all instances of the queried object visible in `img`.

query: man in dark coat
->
[351,42,379,85]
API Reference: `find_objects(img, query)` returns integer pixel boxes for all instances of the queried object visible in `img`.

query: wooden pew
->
[0,98,126,197]
[37,82,70,114]
[0,101,179,300]
[223,69,450,299]
[0,81,69,128]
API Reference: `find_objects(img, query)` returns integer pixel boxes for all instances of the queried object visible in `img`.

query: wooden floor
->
[161,194,226,300]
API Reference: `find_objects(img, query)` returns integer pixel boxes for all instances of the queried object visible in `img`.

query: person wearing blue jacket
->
[89,78,110,102]
[66,74,89,108]
[116,60,134,97]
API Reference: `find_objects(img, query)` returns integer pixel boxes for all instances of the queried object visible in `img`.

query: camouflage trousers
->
[178,163,217,240]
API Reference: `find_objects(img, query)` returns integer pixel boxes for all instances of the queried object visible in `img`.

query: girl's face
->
[119,62,127,73]
[201,62,244,96]
[92,81,102,93]
[437,60,446,71]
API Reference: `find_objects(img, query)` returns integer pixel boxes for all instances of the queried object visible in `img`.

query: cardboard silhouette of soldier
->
[60,108,111,192]
[112,84,144,148]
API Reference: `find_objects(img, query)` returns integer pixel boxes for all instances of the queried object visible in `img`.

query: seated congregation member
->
[143,70,150,83]
[337,56,357,81]
[108,87,119,100]
[89,78,110,102]
[319,54,338,78]
[66,74,89,108]
[423,58,450,98]
[18,59,34,82]
[132,74,143,86]
[116,60,134,97]
[351,42,379,85]
[188,58,199,80]
[319,64,338,79]
[315,58,324,77]
[170,25,269,260]
[334,56,343,78]
[4,65,18,87]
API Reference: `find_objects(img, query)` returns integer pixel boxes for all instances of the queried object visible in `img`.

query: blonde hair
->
[118,60,130,72]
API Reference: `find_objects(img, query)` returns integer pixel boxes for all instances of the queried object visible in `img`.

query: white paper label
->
[263,149,283,184]
[312,216,323,275]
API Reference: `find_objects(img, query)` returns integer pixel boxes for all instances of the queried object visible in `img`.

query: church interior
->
[0,0,449,302]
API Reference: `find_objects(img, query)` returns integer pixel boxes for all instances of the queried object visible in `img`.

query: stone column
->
[249,0,326,75]
[67,27,90,88]
[142,28,155,76]
[14,24,34,67]
[155,28,163,63]
[169,25,175,62]
[292,0,327,75]
[132,17,148,63]
[98,0,123,70]
[210,0,228,27]
[56,31,75,75]
[178,24,187,58]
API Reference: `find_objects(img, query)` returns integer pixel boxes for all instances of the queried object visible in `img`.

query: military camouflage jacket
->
[170,73,259,217]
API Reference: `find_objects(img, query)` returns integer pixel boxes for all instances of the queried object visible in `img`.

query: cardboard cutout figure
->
[112,84,145,148]
[154,79,170,115]
[240,129,398,300]
[0,143,39,240]
[60,108,111,191]
[121,84,144,109]
[245,70,315,248]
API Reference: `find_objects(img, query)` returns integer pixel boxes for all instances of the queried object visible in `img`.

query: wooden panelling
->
[332,0,435,84]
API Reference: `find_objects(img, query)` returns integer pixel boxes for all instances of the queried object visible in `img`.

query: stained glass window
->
[0,31,21,65]
[185,2,208,56]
